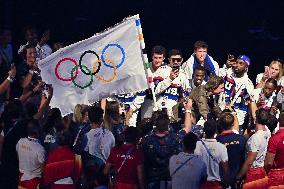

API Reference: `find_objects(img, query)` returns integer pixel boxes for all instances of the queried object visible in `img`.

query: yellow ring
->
[93,58,117,83]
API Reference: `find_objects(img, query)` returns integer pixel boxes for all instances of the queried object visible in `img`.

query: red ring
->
[55,58,79,81]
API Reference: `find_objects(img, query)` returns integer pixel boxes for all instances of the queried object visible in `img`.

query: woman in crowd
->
[104,101,126,146]
[256,59,283,88]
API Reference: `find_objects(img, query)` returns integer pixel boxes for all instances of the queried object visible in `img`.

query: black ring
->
[79,50,101,75]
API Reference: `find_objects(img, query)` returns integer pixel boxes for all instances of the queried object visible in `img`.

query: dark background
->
[1,0,284,82]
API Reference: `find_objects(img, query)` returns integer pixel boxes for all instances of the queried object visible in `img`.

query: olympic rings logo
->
[54,43,125,89]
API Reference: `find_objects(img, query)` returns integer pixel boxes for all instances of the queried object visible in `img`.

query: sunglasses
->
[171,58,182,62]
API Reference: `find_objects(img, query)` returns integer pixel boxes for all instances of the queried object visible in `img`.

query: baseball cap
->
[237,55,251,66]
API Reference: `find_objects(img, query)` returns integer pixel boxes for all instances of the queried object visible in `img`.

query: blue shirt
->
[216,131,246,184]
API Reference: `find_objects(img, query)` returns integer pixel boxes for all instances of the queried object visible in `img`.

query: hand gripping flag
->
[38,15,149,115]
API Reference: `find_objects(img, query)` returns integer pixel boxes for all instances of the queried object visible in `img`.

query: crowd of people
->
[0,25,284,189]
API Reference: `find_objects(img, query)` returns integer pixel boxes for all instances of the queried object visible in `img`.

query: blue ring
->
[101,44,125,69]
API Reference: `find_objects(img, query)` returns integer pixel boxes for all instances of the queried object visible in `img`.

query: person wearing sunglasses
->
[154,49,189,120]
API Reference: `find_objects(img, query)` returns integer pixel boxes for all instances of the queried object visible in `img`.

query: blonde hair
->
[270,60,283,81]
[73,104,83,123]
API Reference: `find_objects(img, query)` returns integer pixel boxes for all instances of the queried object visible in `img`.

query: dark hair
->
[204,119,217,138]
[194,41,208,50]
[137,118,153,137]
[278,112,284,127]
[21,43,36,60]
[205,75,224,91]
[265,78,278,89]
[155,112,170,132]
[168,49,182,58]
[24,102,38,119]
[44,108,63,133]
[266,114,278,133]
[193,65,206,74]
[2,99,23,121]
[27,119,41,136]
[124,126,139,144]
[219,112,234,130]
[88,105,104,124]
[151,45,166,57]
[104,101,121,130]
[183,132,198,152]
[255,108,269,125]
[57,130,72,146]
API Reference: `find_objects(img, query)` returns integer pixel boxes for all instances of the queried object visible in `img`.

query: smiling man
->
[219,55,254,131]
[182,41,219,81]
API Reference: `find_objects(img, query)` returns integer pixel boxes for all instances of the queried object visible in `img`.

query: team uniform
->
[251,88,278,110]
[219,65,233,78]
[219,73,254,126]
[182,54,219,81]
[266,128,284,188]
[216,131,246,187]
[242,129,270,189]
[141,63,167,119]
[16,137,46,189]
[155,65,189,118]
[44,146,82,189]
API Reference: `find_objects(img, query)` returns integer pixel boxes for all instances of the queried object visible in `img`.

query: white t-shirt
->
[84,127,115,162]
[194,139,228,182]
[16,137,46,181]
[246,129,270,168]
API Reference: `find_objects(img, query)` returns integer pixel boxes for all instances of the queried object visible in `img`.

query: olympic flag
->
[38,15,148,115]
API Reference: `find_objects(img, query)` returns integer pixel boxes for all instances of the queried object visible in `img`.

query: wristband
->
[184,109,192,114]
[7,76,14,82]
[29,70,34,75]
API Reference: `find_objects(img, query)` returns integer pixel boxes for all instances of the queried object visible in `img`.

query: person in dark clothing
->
[216,112,246,188]
[0,99,27,189]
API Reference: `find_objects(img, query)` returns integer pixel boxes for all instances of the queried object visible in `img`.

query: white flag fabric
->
[38,15,148,115]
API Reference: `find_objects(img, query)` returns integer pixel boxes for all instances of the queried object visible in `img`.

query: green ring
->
[71,65,93,89]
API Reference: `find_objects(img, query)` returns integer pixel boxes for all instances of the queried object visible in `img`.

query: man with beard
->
[219,55,254,133]
[154,49,189,119]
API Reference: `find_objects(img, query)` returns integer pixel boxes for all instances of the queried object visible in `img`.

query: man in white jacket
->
[182,41,219,81]
[155,49,189,118]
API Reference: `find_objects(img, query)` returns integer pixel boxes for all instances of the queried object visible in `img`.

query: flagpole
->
[134,15,158,111]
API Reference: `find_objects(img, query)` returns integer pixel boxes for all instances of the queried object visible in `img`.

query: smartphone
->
[172,65,180,72]
[264,66,272,78]
[228,54,234,61]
